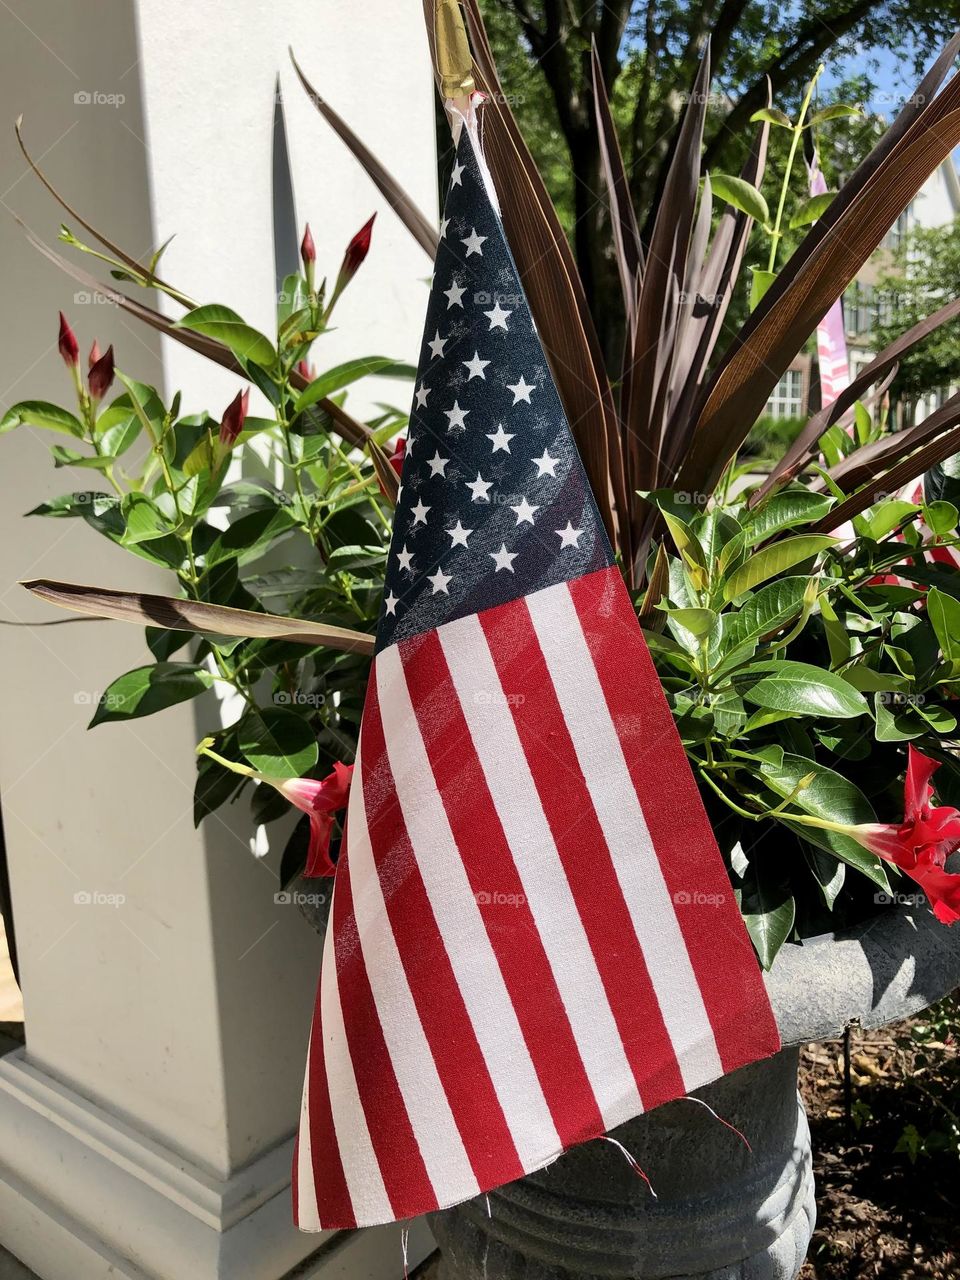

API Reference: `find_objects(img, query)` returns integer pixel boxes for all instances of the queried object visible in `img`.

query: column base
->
[0,1049,432,1280]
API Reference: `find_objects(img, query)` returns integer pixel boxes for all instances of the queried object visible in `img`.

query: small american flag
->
[294,124,781,1231]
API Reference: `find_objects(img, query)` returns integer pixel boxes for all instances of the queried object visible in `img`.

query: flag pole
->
[434,0,475,109]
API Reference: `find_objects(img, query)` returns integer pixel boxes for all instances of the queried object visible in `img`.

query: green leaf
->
[294,357,416,413]
[89,663,213,726]
[204,504,298,568]
[854,498,918,541]
[818,595,850,667]
[238,706,319,779]
[749,268,776,310]
[749,106,793,128]
[725,576,809,647]
[710,173,769,224]
[808,103,863,125]
[805,847,846,909]
[923,500,959,536]
[789,192,835,228]
[661,606,716,638]
[121,493,172,545]
[744,492,834,545]
[874,696,925,742]
[732,661,869,719]
[741,873,795,970]
[723,535,836,600]
[1,401,84,438]
[175,304,277,368]
[759,753,890,888]
[927,587,960,661]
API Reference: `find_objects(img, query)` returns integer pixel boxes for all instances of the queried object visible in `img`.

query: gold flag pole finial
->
[435,0,475,100]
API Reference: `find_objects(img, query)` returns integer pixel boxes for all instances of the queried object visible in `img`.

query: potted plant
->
[5,9,960,1276]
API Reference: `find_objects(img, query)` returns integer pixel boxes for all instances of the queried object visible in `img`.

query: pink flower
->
[58,312,79,368]
[296,359,316,382]
[88,344,115,403]
[841,746,960,924]
[88,339,102,369]
[218,388,249,448]
[277,761,354,877]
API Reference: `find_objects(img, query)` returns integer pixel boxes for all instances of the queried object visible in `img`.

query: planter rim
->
[765,903,960,1045]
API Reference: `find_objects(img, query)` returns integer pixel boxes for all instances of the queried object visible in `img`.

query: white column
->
[0,1,436,1276]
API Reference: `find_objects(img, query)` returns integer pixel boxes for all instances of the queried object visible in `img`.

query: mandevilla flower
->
[300,222,316,267]
[296,359,316,382]
[88,344,115,403]
[793,746,960,925]
[88,339,101,369]
[197,741,353,878]
[219,388,249,447]
[57,312,79,368]
[280,761,354,877]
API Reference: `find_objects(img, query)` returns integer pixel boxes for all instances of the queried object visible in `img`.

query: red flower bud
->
[88,340,102,370]
[296,359,316,382]
[58,312,79,368]
[389,435,406,475]
[219,388,249,448]
[335,213,376,293]
[300,223,316,267]
[88,344,115,403]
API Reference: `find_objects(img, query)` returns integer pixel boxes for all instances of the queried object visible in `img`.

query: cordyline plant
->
[8,15,960,964]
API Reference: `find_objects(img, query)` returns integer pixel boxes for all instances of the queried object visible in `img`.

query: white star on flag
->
[410,499,430,526]
[466,472,493,501]
[384,592,399,616]
[507,376,535,404]
[532,448,559,478]
[484,301,511,330]
[556,522,583,548]
[428,567,452,594]
[486,424,513,453]
[510,497,539,525]
[461,227,487,256]
[427,331,447,359]
[463,352,490,381]
[446,520,472,548]
[444,401,470,431]
[444,280,466,309]
[414,384,430,408]
[427,451,449,477]
[396,546,414,572]
[449,160,464,186]
[489,543,518,573]
[438,216,450,238]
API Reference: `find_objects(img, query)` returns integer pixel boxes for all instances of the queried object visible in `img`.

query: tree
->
[875,223,960,405]
[478,0,960,359]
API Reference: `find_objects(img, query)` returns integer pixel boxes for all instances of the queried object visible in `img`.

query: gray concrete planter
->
[428,906,960,1280]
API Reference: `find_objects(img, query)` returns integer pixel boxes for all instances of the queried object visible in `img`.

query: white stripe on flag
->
[438,613,642,1129]
[319,883,392,1226]
[346,738,480,1201]
[296,1033,320,1231]
[526,583,724,1090]
[375,645,560,1168]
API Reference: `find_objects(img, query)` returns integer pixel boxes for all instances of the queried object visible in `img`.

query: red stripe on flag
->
[332,858,438,1219]
[360,682,525,1188]
[399,628,606,1144]
[301,990,355,1228]
[480,596,687,1111]
[568,567,781,1073]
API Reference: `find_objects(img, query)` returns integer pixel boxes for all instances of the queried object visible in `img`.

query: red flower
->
[88,344,115,403]
[335,213,376,294]
[88,339,101,369]
[296,359,316,382]
[278,762,354,877]
[389,435,406,475]
[58,312,79,368]
[844,746,960,924]
[218,388,249,447]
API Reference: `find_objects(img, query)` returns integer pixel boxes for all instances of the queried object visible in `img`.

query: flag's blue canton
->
[376,130,612,653]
